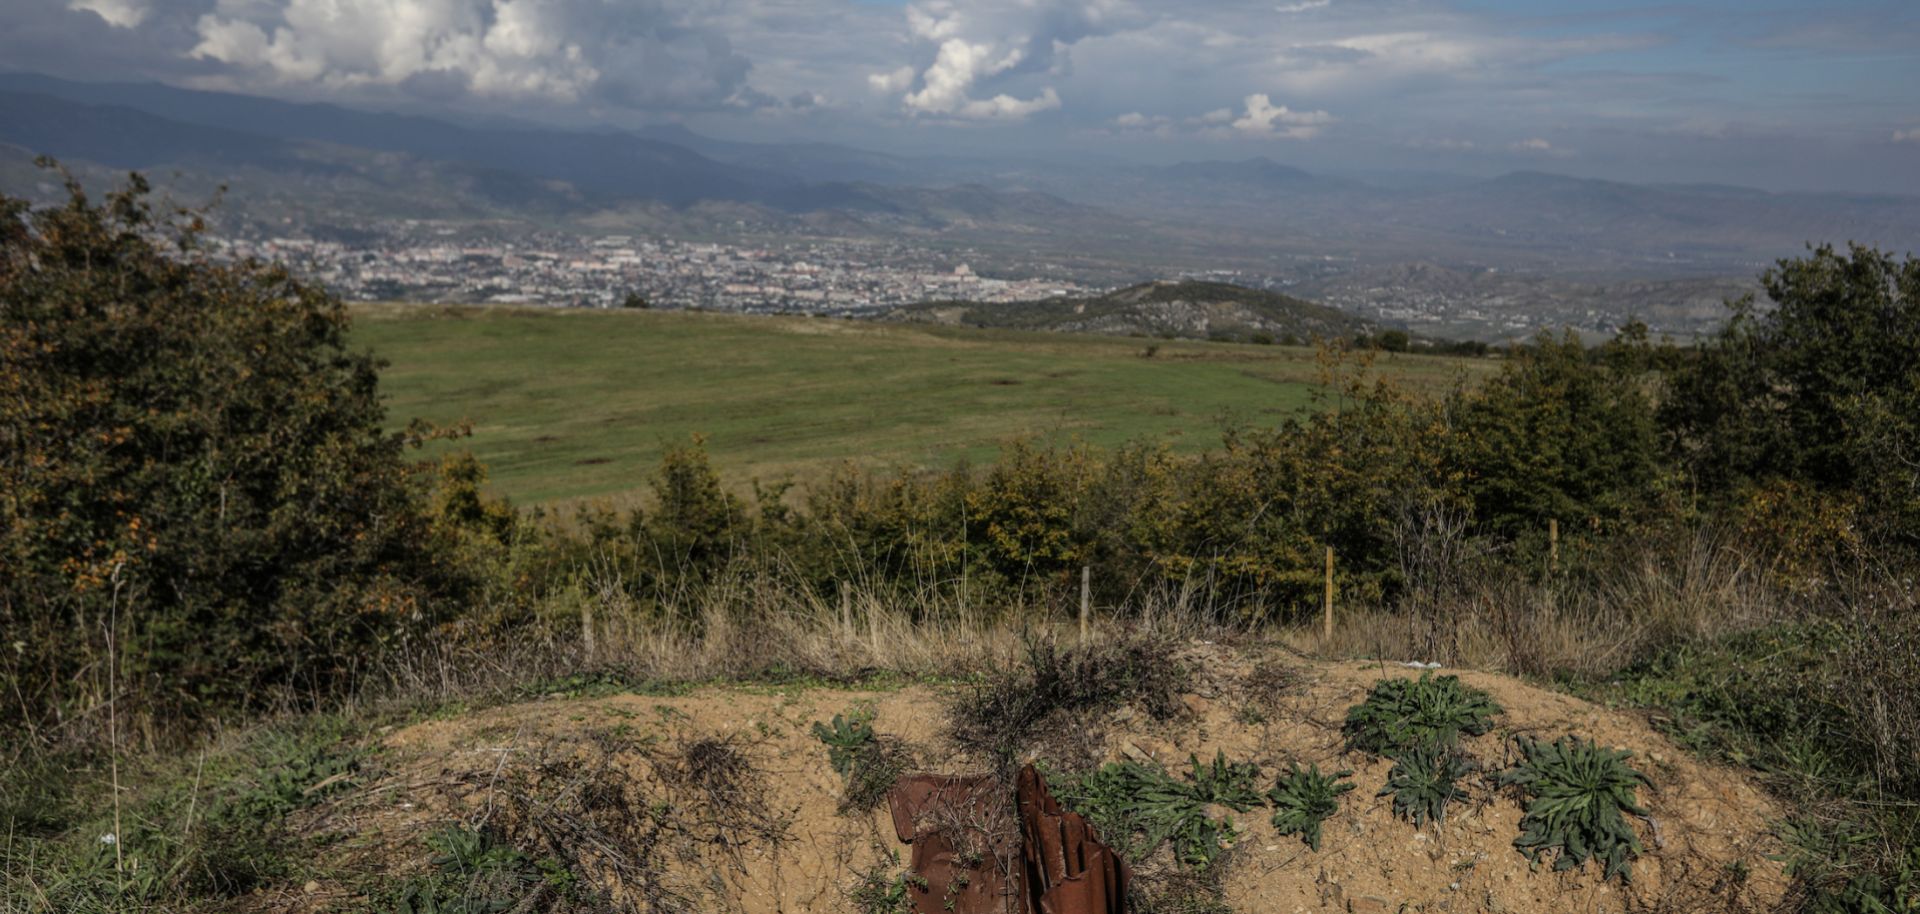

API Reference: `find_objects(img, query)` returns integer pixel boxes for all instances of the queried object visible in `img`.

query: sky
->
[8,0,1919,193]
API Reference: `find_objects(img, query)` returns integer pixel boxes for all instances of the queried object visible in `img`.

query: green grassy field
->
[352,304,1490,506]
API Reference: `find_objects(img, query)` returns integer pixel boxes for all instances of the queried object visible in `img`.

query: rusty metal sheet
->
[1016,765,1129,914]
[886,773,1026,914]
[885,767,1129,914]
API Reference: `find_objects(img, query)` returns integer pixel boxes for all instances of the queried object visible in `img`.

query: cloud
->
[1406,137,1476,151]
[1895,128,1920,144]
[185,0,756,110]
[1230,93,1331,139]
[68,0,148,29]
[1273,0,1330,13]
[868,66,915,94]
[1509,137,1574,157]
[876,0,1143,121]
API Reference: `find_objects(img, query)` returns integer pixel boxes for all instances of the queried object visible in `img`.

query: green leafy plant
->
[811,709,877,778]
[849,858,924,914]
[1187,751,1264,812]
[390,825,542,914]
[1344,673,1502,756]
[1056,760,1238,869]
[1267,764,1354,851]
[1379,746,1469,828]
[1501,736,1650,882]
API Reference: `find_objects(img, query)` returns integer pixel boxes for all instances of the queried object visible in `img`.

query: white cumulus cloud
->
[68,0,148,29]
[1230,93,1331,139]
[1894,128,1920,144]
[877,0,1141,121]
[187,0,754,110]
[1274,0,1331,13]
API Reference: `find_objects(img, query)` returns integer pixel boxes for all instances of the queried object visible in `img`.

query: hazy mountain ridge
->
[4,72,1915,340]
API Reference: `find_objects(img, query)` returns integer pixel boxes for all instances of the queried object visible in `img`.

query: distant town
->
[205,226,1099,315]
[190,220,1724,340]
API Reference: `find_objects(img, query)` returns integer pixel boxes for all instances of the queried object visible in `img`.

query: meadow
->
[351,302,1490,505]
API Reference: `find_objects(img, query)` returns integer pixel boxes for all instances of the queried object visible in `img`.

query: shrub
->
[1502,736,1649,882]
[1185,751,1264,812]
[1054,760,1239,869]
[1378,746,1469,828]
[949,634,1186,767]
[811,707,911,813]
[1450,330,1672,540]
[1267,764,1354,851]
[1343,673,1501,756]
[0,170,459,735]
[1664,244,1920,545]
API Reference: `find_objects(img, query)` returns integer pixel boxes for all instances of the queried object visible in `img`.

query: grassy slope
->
[352,303,1487,506]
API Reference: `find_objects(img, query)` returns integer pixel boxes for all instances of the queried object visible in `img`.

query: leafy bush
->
[1664,243,1920,544]
[811,707,911,813]
[1267,764,1354,851]
[811,710,877,778]
[0,172,461,732]
[1344,673,1501,756]
[1378,746,1469,828]
[1055,760,1240,869]
[1186,751,1264,812]
[1501,736,1649,882]
[388,825,557,914]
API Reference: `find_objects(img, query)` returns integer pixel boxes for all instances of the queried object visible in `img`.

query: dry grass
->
[1286,527,1786,680]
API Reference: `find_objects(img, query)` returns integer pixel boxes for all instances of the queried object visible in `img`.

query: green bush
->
[1344,673,1501,757]
[0,171,462,733]
[1378,746,1469,828]
[1502,736,1649,882]
[1664,244,1920,544]
[1055,759,1242,869]
[1267,764,1354,851]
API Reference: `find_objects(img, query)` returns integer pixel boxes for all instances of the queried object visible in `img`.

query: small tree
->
[1,167,457,735]
[621,291,650,309]
[1664,244,1920,543]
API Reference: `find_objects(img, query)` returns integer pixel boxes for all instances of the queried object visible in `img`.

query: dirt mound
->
[291,645,1787,913]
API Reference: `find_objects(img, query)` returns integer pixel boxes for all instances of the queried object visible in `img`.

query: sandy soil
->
[283,643,1788,913]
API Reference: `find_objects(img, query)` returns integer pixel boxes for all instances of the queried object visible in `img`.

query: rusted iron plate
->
[886,773,1026,914]
[1017,764,1129,914]
[884,767,1130,914]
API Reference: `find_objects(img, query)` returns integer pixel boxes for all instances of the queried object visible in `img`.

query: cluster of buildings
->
[201,228,1094,314]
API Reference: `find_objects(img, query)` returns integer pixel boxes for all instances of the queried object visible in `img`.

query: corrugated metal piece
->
[884,766,1130,914]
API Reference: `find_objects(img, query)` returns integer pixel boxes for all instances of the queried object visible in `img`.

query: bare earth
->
[282,644,1786,913]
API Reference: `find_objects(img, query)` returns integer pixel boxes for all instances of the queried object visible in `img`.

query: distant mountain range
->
[3,71,1917,338]
[884,280,1378,343]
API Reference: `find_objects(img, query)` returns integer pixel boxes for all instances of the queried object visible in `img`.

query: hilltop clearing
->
[262,643,1784,914]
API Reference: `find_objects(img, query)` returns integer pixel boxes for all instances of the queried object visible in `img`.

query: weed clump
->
[1379,746,1470,828]
[1053,756,1254,870]
[1186,751,1264,812]
[1344,673,1501,757]
[1502,736,1650,882]
[950,634,1187,770]
[811,707,915,813]
[1267,764,1354,851]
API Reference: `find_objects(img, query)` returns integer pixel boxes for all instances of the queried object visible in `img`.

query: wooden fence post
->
[839,581,852,641]
[1322,546,1335,641]
[1549,519,1560,572]
[1079,566,1092,645]
[581,600,596,661]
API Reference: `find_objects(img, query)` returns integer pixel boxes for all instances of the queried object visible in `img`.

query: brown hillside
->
[272,644,1786,913]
